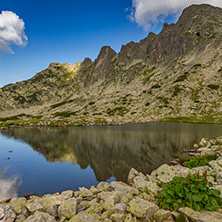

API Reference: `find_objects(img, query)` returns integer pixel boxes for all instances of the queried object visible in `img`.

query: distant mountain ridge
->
[1,4,222,127]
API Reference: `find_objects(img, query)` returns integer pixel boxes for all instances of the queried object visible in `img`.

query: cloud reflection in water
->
[0,167,22,201]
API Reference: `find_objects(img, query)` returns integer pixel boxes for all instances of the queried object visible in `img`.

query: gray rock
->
[78,187,93,197]
[89,198,99,206]
[179,207,222,222]
[97,182,110,191]
[111,203,127,212]
[127,168,140,184]
[26,199,44,213]
[154,209,172,222]
[109,181,138,195]
[2,208,17,222]
[124,213,137,222]
[85,203,103,214]
[15,214,27,222]
[110,213,126,222]
[127,197,159,219]
[61,190,74,200]
[58,197,77,219]
[121,193,134,204]
[0,207,5,219]
[76,201,90,213]
[40,195,64,209]
[24,211,56,222]
[46,205,58,217]
[89,186,100,195]
[69,211,100,222]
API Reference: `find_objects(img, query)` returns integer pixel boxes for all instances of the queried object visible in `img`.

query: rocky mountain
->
[1,4,222,127]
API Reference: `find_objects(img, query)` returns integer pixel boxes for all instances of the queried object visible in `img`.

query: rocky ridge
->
[1,4,222,127]
[1,136,222,221]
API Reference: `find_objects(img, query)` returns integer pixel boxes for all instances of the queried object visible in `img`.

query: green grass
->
[143,66,156,84]
[0,114,32,122]
[106,107,129,116]
[174,72,189,83]
[207,84,220,90]
[192,64,202,69]
[158,97,169,105]
[179,155,217,169]
[151,84,161,89]
[50,99,74,109]
[173,85,182,96]
[161,116,222,124]
[88,101,95,106]
[53,112,71,117]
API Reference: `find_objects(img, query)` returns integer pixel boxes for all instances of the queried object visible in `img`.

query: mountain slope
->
[1,4,222,127]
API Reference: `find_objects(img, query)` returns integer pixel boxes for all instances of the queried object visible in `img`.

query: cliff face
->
[1,4,222,126]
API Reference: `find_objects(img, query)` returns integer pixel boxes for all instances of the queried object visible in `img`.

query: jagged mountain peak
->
[1,4,222,126]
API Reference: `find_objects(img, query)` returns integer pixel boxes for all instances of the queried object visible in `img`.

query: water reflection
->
[2,122,222,182]
[0,167,21,200]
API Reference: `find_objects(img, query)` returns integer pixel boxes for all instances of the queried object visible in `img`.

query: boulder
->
[69,211,100,222]
[46,205,58,217]
[61,190,74,200]
[109,181,138,195]
[124,213,137,222]
[24,211,56,222]
[26,199,44,213]
[1,207,16,222]
[85,203,103,214]
[127,168,141,184]
[78,187,93,197]
[40,195,64,209]
[111,203,127,213]
[110,213,126,222]
[127,197,159,219]
[121,193,134,204]
[58,197,77,219]
[179,207,222,222]
[154,209,172,222]
[0,207,4,219]
[15,214,27,222]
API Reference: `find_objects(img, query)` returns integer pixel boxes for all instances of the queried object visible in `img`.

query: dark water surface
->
[1,122,222,200]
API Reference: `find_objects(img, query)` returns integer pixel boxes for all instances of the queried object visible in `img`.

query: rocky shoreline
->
[1,137,222,221]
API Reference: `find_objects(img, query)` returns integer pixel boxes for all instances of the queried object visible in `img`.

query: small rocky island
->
[1,136,222,222]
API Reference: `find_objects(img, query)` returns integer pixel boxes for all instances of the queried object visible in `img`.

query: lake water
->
[1,122,222,201]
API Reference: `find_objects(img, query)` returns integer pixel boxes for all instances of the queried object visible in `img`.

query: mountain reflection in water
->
[2,122,222,183]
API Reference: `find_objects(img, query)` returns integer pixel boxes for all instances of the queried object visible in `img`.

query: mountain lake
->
[1,122,222,201]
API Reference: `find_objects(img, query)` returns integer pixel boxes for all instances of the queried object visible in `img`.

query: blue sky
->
[1,0,218,87]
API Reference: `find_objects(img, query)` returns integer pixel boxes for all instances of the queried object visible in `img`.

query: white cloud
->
[0,11,28,54]
[130,0,222,30]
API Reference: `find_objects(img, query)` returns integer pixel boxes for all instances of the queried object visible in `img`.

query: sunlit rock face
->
[0,167,21,201]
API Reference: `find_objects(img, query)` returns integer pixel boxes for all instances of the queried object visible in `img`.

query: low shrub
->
[157,172,222,211]
[180,155,217,169]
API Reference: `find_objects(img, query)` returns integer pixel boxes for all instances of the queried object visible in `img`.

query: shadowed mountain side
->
[2,123,222,181]
[1,5,222,126]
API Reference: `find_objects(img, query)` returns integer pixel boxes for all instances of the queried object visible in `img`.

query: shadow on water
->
[1,122,222,184]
